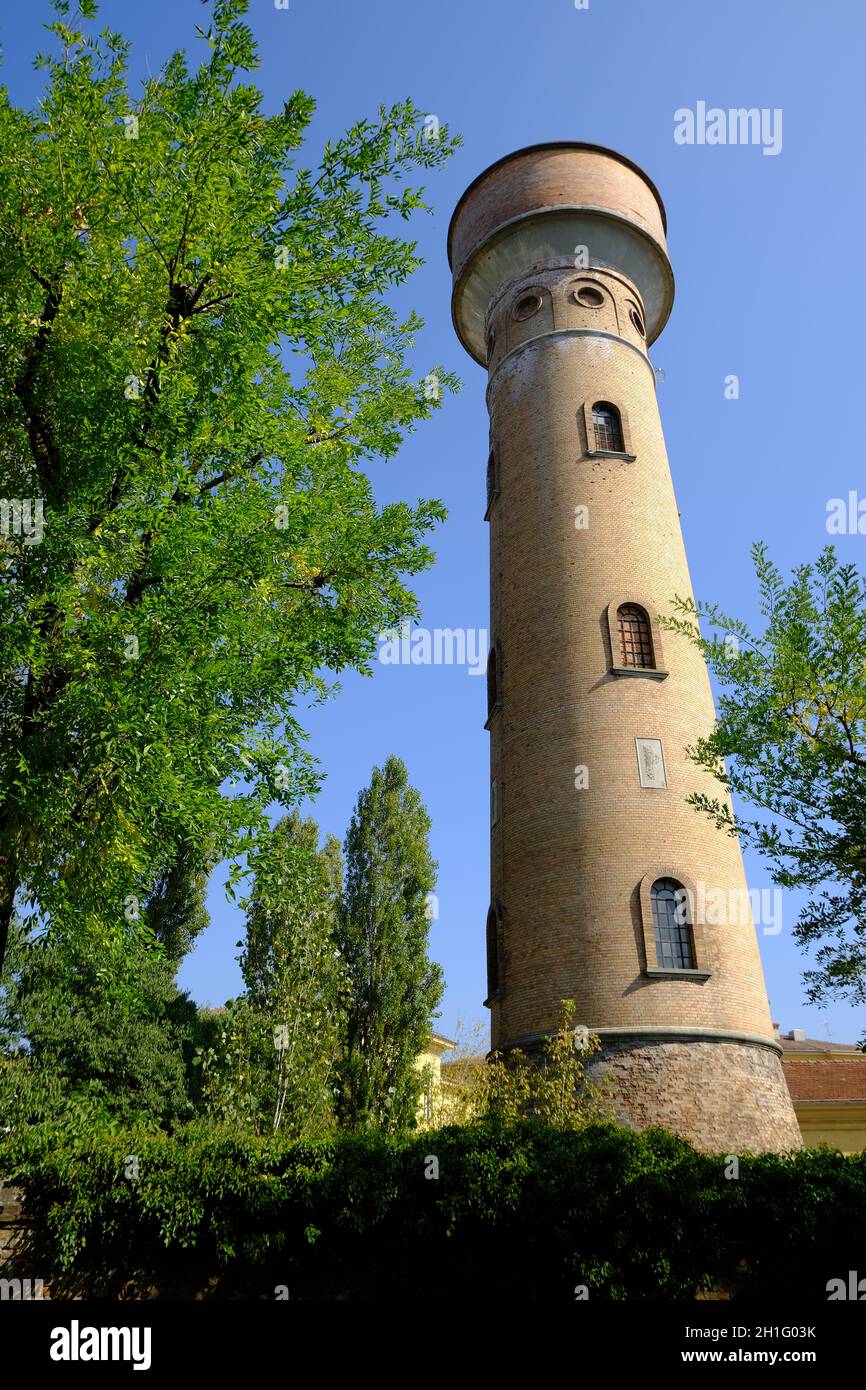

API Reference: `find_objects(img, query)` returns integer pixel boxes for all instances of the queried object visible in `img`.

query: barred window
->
[617,604,655,668]
[592,401,624,452]
[651,878,695,970]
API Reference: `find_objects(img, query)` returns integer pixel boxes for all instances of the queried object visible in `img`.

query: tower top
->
[448,142,674,364]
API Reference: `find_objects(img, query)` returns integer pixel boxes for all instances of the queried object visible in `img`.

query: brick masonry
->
[0,1184,43,1296]
[449,144,802,1153]
[587,1038,801,1153]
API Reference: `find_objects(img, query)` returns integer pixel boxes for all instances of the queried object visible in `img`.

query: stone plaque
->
[636,737,667,789]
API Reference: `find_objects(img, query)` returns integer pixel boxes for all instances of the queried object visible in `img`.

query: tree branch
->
[13,281,63,501]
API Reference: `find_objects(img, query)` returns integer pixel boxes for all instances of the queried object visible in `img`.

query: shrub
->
[431,1001,613,1129]
[2,1119,864,1300]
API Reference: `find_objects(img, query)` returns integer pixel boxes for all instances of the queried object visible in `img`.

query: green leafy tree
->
[0,0,459,976]
[0,921,198,1130]
[199,812,346,1137]
[336,756,443,1130]
[665,544,866,1006]
[142,841,212,967]
[193,997,268,1131]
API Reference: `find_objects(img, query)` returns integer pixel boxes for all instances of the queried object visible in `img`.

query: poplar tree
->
[238,812,345,1137]
[336,756,442,1130]
[144,842,212,967]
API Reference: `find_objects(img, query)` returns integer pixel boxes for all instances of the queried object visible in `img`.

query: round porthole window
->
[629,306,646,337]
[573,284,604,308]
[512,292,543,322]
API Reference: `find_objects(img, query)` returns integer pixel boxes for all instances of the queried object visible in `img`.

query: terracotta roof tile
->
[783,1056,866,1102]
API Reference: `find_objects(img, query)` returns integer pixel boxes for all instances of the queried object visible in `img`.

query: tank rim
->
[447,141,668,269]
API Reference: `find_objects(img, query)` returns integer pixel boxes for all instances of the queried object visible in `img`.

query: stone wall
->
[587,1036,804,1153]
[0,1184,47,1299]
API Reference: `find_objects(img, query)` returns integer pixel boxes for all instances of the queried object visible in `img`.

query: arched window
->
[592,401,624,452]
[486,645,501,719]
[485,448,499,516]
[486,905,502,998]
[617,604,655,669]
[651,878,695,970]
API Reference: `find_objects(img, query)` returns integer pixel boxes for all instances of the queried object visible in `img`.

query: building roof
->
[783,1055,866,1104]
[778,1035,862,1054]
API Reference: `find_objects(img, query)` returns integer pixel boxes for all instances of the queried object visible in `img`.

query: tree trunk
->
[0,846,19,981]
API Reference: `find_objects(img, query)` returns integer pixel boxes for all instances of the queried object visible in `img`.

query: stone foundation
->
[586,1033,803,1153]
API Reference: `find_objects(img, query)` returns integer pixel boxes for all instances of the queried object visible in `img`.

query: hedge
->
[2,1120,865,1299]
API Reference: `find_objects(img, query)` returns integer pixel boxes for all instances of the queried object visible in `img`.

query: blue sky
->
[3,0,865,1045]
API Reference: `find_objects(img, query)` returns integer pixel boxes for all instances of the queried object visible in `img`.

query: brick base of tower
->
[584,1034,802,1153]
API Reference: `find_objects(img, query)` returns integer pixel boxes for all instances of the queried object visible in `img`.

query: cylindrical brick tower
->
[449,143,801,1153]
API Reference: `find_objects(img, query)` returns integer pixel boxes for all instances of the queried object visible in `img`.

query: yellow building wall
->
[793,1104,866,1154]
[414,1036,453,1126]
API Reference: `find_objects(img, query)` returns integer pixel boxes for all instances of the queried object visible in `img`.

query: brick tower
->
[448,143,801,1152]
